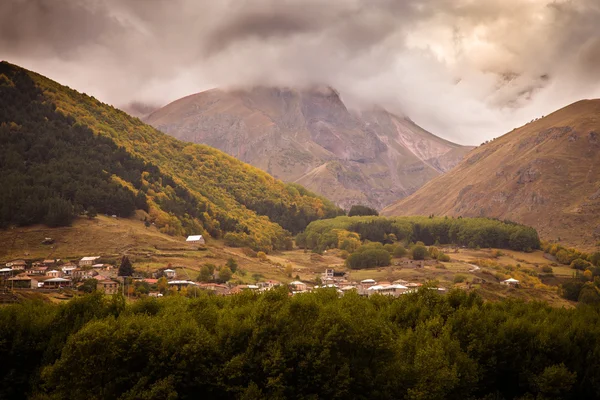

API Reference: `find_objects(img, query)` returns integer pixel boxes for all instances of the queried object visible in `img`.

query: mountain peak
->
[144,84,472,210]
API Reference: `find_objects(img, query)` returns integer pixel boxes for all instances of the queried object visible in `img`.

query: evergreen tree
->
[118,256,134,277]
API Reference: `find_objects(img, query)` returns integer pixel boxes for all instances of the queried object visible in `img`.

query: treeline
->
[298,216,540,253]
[3,290,600,399]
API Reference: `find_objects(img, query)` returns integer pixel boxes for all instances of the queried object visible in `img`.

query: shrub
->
[393,245,407,258]
[570,258,591,271]
[412,244,428,260]
[257,252,268,262]
[541,265,553,274]
[437,253,451,262]
[453,274,467,283]
[242,247,257,258]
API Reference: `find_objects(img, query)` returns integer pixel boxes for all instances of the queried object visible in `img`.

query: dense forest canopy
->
[0,62,343,251]
[297,216,541,253]
[1,289,599,399]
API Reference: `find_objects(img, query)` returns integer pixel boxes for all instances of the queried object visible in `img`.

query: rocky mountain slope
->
[382,100,600,249]
[144,86,473,210]
[0,62,342,252]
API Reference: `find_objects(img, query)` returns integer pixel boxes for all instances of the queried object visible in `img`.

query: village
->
[0,252,524,302]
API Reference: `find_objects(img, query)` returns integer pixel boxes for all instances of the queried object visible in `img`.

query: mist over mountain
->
[3,0,600,143]
[145,86,472,210]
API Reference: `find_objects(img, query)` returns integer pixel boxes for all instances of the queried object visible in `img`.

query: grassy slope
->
[382,100,600,250]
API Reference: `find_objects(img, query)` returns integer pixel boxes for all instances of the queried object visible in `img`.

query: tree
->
[45,197,74,227]
[197,265,212,282]
[78,278,97,293]
[226,258,238,273]
[118,256,134,277]
[348,205,379,217]
[87,206,97,219]
[412,244,428,260]
[157,277,168,294]
[561,281,584,301]
[570,258,591,271]
[533,364,577,399]
[591,252,600,267]
[578,285,600,305]
[285,264,293,277]
[393,245,407,258]
[218,267,233,283]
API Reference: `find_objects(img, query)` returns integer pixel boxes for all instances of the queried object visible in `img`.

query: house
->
[360,279,377,288]
[367,284,408,297]
[62,265,77,276]
[186,235,206,245]
[43,277,71,288]
[79,256,101,267]
[168,280,197,290]
[501,278,520,287]
[0,267,13,277]
[164,269,176,279]
[26,266,48,275]
[289,281,308,292]
[200,283,230,295]
[8,274,39,289]
[42,259,59,266]
[322,269,348,281]
[98,280,119,295]
[257,280,281,290]
[92,263,112,271]
[46,270,62,278]
[72,268,96,280]
[8,260,27,271]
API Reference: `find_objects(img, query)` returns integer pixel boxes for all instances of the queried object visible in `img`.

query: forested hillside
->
[2,290,600,399]
[297,216,540,253]
[0,62,343,251]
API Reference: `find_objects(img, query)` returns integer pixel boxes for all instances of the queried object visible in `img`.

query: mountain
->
[382,100,600,249]
[0,62,343,252]
[144,86,473,210]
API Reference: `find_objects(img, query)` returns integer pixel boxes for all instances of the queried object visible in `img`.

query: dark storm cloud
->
[0,0,127,57]
[2,0,600,144]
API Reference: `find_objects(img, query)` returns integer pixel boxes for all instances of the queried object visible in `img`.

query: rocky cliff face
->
[382,100,600,249]
[144,86,472,210]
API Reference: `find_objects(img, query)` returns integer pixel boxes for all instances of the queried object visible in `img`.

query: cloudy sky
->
[2,0,600,145]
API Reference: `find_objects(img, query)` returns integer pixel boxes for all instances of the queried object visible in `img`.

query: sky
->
[2,0,600,145]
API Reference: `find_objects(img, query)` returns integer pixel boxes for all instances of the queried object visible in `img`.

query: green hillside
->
[0,62,343,252]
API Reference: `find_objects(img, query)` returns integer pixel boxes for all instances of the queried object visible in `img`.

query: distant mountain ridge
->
[144,86,473,210]
[382,99,600,249]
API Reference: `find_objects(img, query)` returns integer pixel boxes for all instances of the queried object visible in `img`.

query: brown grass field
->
[0,216,579,307]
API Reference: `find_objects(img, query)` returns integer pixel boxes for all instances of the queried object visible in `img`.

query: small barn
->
[186,235,206,245]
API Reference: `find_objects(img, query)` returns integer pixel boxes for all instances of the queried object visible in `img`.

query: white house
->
[62,265,77,276]
[164,269,176,279]
[501,278,520,287]
[186,235,205,245]
[79,256,100,267]
[46,270,62,278]
[367,284,408,297]
[360,279,377,288]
